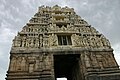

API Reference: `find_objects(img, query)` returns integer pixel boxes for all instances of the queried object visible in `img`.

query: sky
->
[0,0,120,80]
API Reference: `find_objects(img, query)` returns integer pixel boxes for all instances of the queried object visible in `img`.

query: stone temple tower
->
[6,5,120,80]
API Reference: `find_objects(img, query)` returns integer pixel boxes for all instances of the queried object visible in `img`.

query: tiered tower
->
[6,5,120,80]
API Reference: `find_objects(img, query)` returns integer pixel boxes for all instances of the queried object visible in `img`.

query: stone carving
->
[49,34,57,46]
[67,24,75,31]
[89,53,99,68]
[11,56,26,71]
[43,54,51,70]
[9,56,17,71]
[35,56,40,70]
[96,36,103,47]
[34,38,39,48]
[39,35,43,47]
[104,53,118,67]
[71,34,111,48]
[28,56,36,73]
[29,63,34,73]
[9,56,28,71]
[13,36,43,48]
[21,57,27,71]
[43,36,49,47]
[96,54,106,68]
[84,52,100,68]
[89,37,96,47]
[72,34,81,46]
[21,36,26,47]
[30,38,34,48]
[84,52,119,69]
[12,36,21,47]
[84,53,91,68]
[101,36,111,48]
[16,57,22,70]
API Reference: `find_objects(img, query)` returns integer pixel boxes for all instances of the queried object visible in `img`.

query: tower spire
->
[6,5,120,80]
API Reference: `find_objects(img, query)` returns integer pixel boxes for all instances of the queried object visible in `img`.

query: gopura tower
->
[6,5,120,80]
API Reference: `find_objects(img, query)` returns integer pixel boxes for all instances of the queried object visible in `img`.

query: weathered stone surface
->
[6,5,120,80]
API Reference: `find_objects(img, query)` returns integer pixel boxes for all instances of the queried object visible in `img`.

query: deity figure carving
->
[16,57,22,71]
[89,53,99,68]
[29,63,34,73]
[9,56,17,71]
[90,37,96,48]
[49,34,57,46]
[35,57,40,71]
[21,36,26,47]
[49,24,54,31]
[84,53,91,68]
[90,35,97,48]
[30,38,34,48]
[28,56,36,73]
[34,38,39,48]
[72,34,81,46]
[21,57,27,71]
[83,36,89,47]
[43,37,49,47]
[79,35,85,47]
[26,38,30,47]
[42,54,52,70]
[39,36,43,47]
[67,24,74,31]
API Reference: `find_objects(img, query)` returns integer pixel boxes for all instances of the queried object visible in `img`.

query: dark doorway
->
[54,54,81,80]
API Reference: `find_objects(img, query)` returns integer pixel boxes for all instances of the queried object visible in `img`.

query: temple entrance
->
[54,54,81,80]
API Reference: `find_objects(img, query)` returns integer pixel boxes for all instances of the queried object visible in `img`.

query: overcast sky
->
[0,0,120,80]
